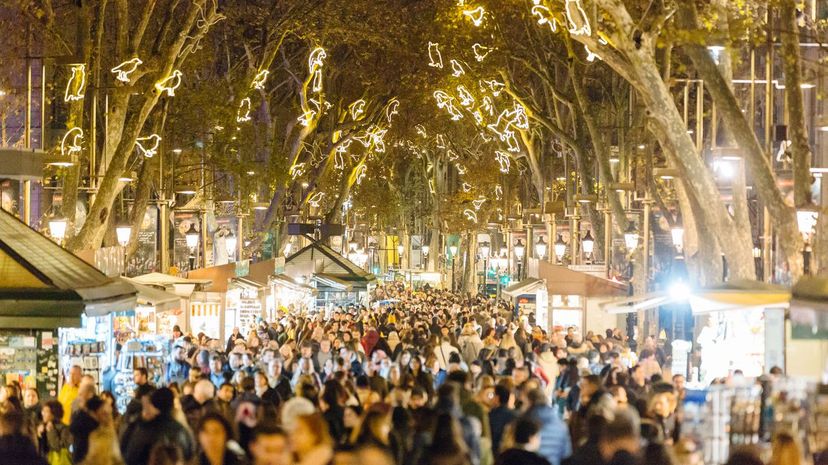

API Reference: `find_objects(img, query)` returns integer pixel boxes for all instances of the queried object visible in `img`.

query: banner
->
[173,211,200,272]
[127,207,158,276]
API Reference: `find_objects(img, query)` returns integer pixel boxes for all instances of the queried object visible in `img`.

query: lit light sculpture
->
[531,3,557,31]
[308,47,327,71]
[495,184,503,200]
[428,42,444,68]
[462,182,472,192]
[416,125,428,138]
[308,192,324,207]
[585,45,601,62]
[495,151,511,173]
[472,43,491,61]
[473,198,486,210]
[155,70,183,96]
[236,98,252,122]
[60,127,83,158]
[349,99,366,120]
[483,79,505,96]
[463,6,485,26]
[433,91,463,120]
[450,60,465,77]
[565,0,592,36]
[386,99,400,123]
[251,70,269,89]
[355,164,367,185]
[464,209,478,223]
[457,85,475,107]
[135,134,162,158]
[64,64,86,102]
[111,58,142,83]
[429,179,436,194]
[290,163,306,179]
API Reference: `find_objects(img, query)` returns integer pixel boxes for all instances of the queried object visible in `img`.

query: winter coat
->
[120,413,195,465]
[0,434,47,465]
[458,333,484,366]
[525,405,572,465]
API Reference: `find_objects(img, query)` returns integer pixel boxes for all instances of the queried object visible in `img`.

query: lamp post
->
[185,223,200,270]
[449,245,458,292]
[797,206,819,275]
[397,242,404,269]
[554,234,567,264]
[421,244,430,270]
[480,241,490,295]
[623,222,639,346]
[514,239,525,280]
[582,230,595,263]
[752,242,762,280]
[116,222,132,274]
[535,236,547,261]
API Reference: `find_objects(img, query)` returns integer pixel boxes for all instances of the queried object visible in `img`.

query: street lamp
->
[554,234,567,262]
[115,223,132,247]
[480,241,491,295]
[514,239,525,280]
[185,223,199,270]
[225,230,237,262]
[48,216,67,245]
[448,245,458,291]
[624,222,639,251]
[582,230,595,260]
[671,226,685,254]
[421,244,430,270]
[797,205,820,275]
[535,236,547,260]
[397,243,404,269]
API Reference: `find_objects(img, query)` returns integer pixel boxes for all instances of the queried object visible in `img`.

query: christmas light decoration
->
[481,96,494,115]
[463,6,485,26]
[447,150,458,161]
[456,164,467,175]
[386,99,400,123]
[111,58,142,83]
[308,192,324,207]
[462,182,472,192]
[135,134,162,158]
[585,45,601,62]
[429,179,436,194]
[416,125,428,138]
[355,164,367,185]
[290,163,306,179]
[531,4,557,31]
[473,198,486,210]
[64,64,86,102]
[473,110,484,124]
[472,43,492,61]
[335,152,345,170]
[309,47,327,71]
[428,42,444,68]
[483,79,505,96]
[298,110,316,127]
[565,0,591,36]
[236,98,252,122]
[511,104,529,129]
[312,69,323,92]
[450,60,465,77]
[436,134,447,149]
[155,70,183,96]
[433,91,463,120]
[464,209,478,223]
[495,184,503,200]
[505,132,521,152]
[353,132,372,147]
[181,2,225,56]
[349,99,366,120]
[457,85,475,107]
[368,126,388,152]
[251,70,269,89]
[60,127,83,158]
[495,150,511,173]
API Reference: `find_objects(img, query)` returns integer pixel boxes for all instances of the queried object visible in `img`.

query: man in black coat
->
[121,387,195,465]
[495,417,551,465]
[69,395,105,464]
[488,384,518,455]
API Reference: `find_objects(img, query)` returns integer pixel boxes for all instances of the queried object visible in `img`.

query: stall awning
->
[535,262,627,297]
[503,278,546,297]
[124,279,180,313]
[270,274,317,294]
[286,242,376,283]
[313,273,353,291]
[0,209,136,327]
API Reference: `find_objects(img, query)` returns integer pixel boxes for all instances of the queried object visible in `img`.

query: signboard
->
[127,207,158,276]
[173,211,199,272]
[213,216,237,266]
[569,264,607,278]
[764,308,786,371]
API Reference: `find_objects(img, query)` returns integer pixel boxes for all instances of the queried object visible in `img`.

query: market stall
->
[502,278,548,327]
[269,274,316,318]
[130,272,212,336]
[0,209,136,398]
[284,242,376,310]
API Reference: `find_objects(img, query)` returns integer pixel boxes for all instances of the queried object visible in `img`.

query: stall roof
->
[271,274,316,293]
[131,272,212,286]
[286,242,376,283]
[313,273,353,291]
[123,278,180,312]
[0,209,136,328]
[187,259,276,293]
[503,278,546,297]
[536,262,627,297]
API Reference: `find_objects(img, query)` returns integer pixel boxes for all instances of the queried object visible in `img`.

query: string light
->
[155,70,183,96]
[472,43,492,62]
[428,42,444,68]
[487,109,516,141]
[457,85,475,107]
[308,47,327,71]
[64,64,86,102]
[416,125,428,138]
[353,132,372,147]
[456,164,467,175]
[450,60,465,77]
[386,99,400,123]
[368,126,388,152]
[447,150,458,161]
[111,58,142,83]
[308,192,324,207]
[180,3,225,57]
[436,134,447,149]
[473,110,484,124]
[349,99,366,120]
[473,197,486,210]
[135,134,162,158]
[464,209,478,223]
[463,6,485,26]
[433,91,463,120]
[481,96,494,115]
[511,104,529,129]
[505,132,521,152]
[298,110,316,127]
[251,70,269,89]
[495,150,511,173]
[483,79,505,96]
[290,163,306,179]
[531,4,557,31]
[565,0,592,36]
[236,98,252,122]
[60,127,83,158]
[335,152,345,170]
[429,179,436,194]
[462,182,472,192]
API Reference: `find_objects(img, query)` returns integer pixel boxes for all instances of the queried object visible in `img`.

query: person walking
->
[121,387,195,465]
[524,389,571,465]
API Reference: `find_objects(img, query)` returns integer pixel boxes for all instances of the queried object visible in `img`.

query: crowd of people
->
[0,283,808,465]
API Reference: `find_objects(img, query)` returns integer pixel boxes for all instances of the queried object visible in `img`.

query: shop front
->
[269,274,316,318]
[224,277,267,337]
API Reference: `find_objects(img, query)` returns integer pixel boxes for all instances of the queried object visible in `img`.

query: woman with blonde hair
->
[293,413,334,465]
[769,432,801,465]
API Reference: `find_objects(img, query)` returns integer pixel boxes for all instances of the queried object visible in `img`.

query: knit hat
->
[150,387,175,413]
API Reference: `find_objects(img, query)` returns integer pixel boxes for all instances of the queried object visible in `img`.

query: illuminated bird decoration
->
[473,110,484,125]
[495,184,503,200]
[483,79,506,97]
[289,163,306,179]
[464,209,478,223]
[472,43,492,62]
[436,134,447,149]
[428,42,444,68]
[447,150,458,161]
[472,198,486,210]
[355,164,368,185]
[135,134,162,158]
[349,100,366,120]
[433,91,463,120]
[415,125,428,138]
[386,99,400,123]
[457,85,475,107]
[61,127,84,157]
[585,45,601,62]
[308,192,324,208]
[456,164,467,175]
[251,70,269,89]
[463,6,485,26]
[236,98,252,122]
[505,132,521,153]
[312,69,323,92]
[495,151,511,173]
[155,70,183,96]
[462,182,472,192]
[450,60,465,77]
[308,47,327,71]
[481,97,494,116]
[531,3,557,31]
[111,58,142,83]
[565,0,592,36]
[429,180,436,194]
[334,152,345,170]
[64,64,86,102]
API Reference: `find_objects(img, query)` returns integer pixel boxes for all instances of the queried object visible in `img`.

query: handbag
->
[47,449,72,465]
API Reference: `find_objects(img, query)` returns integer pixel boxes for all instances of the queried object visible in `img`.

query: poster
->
[213,215,238,266]
[173,211,200,272]
[127,207,158,276]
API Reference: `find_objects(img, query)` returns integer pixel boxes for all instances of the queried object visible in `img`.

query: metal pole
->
[763,11,774,282]
[160,200,169,272]
[642,199,652,293]
[201,210,208,268]
[23,30,31,225]
[604,209,612,276]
